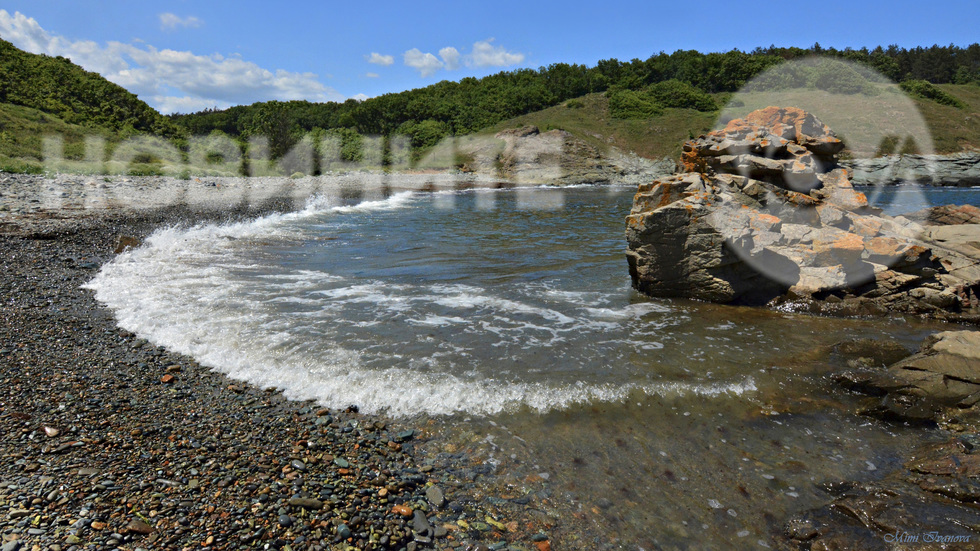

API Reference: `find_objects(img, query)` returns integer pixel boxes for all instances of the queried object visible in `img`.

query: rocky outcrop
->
[844,152,980,187]
[835,331,980,425]
[626,106,980,320]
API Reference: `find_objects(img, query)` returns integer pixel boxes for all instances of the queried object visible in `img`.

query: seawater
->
[86,184,975,549]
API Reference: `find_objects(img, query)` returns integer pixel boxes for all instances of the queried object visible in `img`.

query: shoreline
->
[0,199,546,550]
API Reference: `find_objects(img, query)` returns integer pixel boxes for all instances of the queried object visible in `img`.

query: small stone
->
[290,459,308,472]
[166,365,182,373]
[333,458,349,468]
[392,504,413,517]
[1,541,22,551]
[90,521,107,530]
[126,519,154,535]
[65,536,82,545]
[114,235,141,254]
[397,430,415,442]
[534,541,552,551]
[8,509,30,519]
[286,497,323,510]
[337,524,352,539]
[161,374,175,384]
[44,426,60,437]
[278,514,292,527]
[426,485,445,508]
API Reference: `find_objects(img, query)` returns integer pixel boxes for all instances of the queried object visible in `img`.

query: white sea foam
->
[327,191,416,213]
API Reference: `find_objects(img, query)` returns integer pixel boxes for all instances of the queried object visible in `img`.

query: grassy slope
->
[485,86,980,161]
[919,84,980,153]
[0,103,112,173]
[484,93,718,160]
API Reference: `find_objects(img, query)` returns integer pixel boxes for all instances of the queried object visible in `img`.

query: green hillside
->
[0,38,176,136]
[481,82,980,162]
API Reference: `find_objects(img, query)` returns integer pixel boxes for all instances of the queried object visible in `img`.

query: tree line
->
[169,43,980,159]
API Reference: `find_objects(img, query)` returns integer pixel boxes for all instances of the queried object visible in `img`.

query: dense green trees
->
[168,42,980,156]
[0,38,180,138]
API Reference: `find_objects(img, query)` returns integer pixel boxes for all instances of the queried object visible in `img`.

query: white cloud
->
[152,95,228,115]
[468,39,524,68]
[366,52,394,66]
[0,10,345,114]
[404,48,443,77]
[159,13,202,31]
[439,47,461,71]
[402,40,525,77]
[365,72,379,78]
[350,93,370,102]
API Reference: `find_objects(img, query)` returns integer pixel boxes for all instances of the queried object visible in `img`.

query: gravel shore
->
[1,175,549,551]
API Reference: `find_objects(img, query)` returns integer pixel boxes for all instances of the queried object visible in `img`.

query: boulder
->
[626,107,980,319]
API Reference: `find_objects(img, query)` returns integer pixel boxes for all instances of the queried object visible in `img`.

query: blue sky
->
[1,1,978,114]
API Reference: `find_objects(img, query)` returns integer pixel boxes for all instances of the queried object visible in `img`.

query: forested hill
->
[0,38,178,137]
[0,38,978,175]
[170,44,980,152]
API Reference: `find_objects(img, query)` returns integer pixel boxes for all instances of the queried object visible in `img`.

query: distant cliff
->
[844,152,980,187]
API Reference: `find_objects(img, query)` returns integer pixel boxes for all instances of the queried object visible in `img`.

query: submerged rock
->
[781,436,980,550]
[836,330,980,424]
[626,106,980,319]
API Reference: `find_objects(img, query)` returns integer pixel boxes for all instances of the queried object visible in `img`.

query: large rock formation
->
[626,106,980,319]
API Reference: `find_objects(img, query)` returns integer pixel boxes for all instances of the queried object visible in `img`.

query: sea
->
[85,182,980,549]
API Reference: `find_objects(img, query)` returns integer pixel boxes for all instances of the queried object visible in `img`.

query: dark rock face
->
[844,152,980,187]
[626,106,980,319]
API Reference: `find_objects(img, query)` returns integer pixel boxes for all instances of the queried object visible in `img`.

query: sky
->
[1,1,978,115]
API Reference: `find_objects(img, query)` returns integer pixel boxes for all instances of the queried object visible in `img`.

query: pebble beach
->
[0,174,552,551]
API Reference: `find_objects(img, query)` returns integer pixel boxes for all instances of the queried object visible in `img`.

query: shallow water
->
[86,183,976,548]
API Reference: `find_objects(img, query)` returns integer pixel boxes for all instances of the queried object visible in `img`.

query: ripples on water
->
[87,184,970,548]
